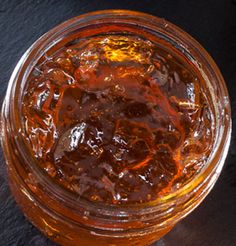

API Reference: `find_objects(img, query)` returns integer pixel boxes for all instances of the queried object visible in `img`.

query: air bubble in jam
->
[22,35,215,204]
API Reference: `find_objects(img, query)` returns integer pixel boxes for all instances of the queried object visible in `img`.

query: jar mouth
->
[2,10,231,215]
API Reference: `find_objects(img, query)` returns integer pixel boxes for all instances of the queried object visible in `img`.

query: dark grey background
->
[0,1,236,245]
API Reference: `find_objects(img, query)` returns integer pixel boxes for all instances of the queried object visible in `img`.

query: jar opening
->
[2,10,231,221]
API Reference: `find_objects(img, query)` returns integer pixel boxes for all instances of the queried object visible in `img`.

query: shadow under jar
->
[0,10,231,246]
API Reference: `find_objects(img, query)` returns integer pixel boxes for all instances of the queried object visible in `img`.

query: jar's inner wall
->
[20,23,215,205]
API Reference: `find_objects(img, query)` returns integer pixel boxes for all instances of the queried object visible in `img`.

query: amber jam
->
[1,11,231,246]
[22,34,214,205]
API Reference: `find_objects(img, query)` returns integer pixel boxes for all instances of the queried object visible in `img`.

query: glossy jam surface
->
[22,35,214,204]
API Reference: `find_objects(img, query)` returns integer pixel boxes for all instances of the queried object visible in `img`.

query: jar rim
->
[2,10,231,218]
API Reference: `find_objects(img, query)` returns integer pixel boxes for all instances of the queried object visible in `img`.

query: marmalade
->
[22,35,214,205]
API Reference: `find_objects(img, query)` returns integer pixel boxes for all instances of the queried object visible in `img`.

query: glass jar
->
[0,10,231,246]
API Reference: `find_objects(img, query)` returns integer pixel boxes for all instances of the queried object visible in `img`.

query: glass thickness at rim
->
[3,10,231,214]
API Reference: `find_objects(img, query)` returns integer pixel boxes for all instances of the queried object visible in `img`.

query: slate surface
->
[0,1,236,245]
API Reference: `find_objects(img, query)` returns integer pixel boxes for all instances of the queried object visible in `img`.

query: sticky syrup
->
[22,35,214,204]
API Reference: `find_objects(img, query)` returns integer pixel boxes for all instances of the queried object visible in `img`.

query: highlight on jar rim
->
[0,10,231,246]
